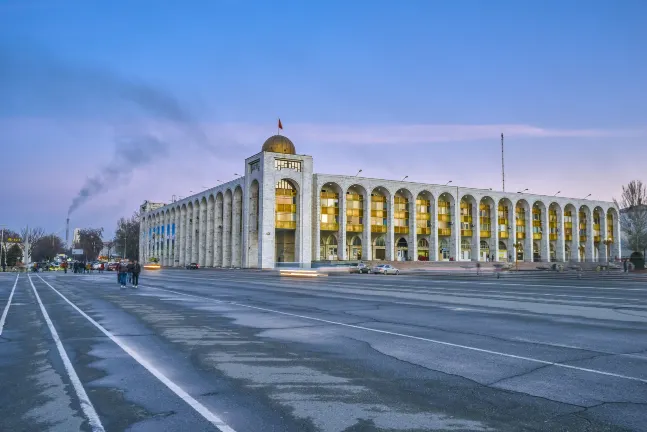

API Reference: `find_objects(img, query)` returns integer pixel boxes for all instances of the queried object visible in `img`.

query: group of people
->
[65,261,104,274]
[117,260,141,289]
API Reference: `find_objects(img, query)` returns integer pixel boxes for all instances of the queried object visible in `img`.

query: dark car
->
[349,262,370,274]
[186,263,199,269]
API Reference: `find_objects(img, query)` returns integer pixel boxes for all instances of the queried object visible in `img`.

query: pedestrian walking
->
[118,261,128,288]
[476,262,481,276]
[127,260,134,284]
[62,261,67,274]
[99,262,104,274]
[131,260,141,288]
[623,259,628,273]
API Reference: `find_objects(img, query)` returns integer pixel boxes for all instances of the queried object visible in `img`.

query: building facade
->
[139,135,621,268]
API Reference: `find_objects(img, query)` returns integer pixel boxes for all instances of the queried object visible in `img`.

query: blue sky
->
[2,0,646,238]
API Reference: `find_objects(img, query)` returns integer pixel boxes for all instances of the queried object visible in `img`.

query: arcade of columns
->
[140,175,621,267]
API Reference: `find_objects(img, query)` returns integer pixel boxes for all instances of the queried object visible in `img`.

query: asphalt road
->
[1,269,646,432]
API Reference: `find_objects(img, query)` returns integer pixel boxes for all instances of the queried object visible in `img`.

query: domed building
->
[140,134,620,269]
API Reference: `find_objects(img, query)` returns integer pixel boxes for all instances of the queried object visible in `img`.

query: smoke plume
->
[0,45,219,216]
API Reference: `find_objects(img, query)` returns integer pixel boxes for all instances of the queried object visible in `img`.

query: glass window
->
[275,159,302,171]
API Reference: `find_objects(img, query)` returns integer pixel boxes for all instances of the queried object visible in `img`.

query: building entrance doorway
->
[396,238,408,261]
[461,239,471,261]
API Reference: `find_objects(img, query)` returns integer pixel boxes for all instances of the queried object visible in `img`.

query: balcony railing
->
[533,221,541,227]
[320,223,339,231]
[276,221,296,229]
[276,204,296,212]
[580,235,587,242]
[320,207,339,215]
[438,214,452,222]
[533,233,542,240]
[498,218,507,224]
[461,229,473,236]
[417,213,431,220]
[371,225,387,233]
[417,227,431,235]
[438,228,452,236]
[346,224,363,232]
[549,234,557,241]
[594,236,601,242]
[347,208,363,217]
[480,231,491,238]
[517,232,526,239]
[565,235,572,241]
[320,192,337,199]
[499,231,509,239]
[461,215,473,223]
[394,226,409,234]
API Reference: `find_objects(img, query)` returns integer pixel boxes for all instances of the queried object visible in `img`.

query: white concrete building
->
[139,135,621,268]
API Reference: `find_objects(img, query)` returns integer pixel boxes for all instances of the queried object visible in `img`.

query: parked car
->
[186,263,199,269]
[349,262,370,274]
[372,264,399,275]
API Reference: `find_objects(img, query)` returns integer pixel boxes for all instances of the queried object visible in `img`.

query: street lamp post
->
[355,169,362,177]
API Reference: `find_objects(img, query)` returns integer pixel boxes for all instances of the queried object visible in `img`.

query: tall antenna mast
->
[501,133,505,192]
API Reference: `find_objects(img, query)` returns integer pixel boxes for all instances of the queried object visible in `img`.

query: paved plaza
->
[1,269,646,431]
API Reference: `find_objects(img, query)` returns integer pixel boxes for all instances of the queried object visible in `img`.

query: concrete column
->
[199,202,207,267]
[362,192,371,261]
[450,195,459,262]
[524,207,533,262]
[139,216,146,263]
[191,204,199,264]
[339,192,348,260]
[178,210,184,266]
[223,193,232,267]
[556,207,565,262]
[386,194,395,261]
[509,206,516,263]
[232,192,242,267]
[585,211,594,263]
[540,206,550,262]
[430,199,438,261]
[170,211,176,266]
[206,199,214,267]
[409,197,417,261]
[492,204,499,262]
[153,216,159,261]
[161,214,166,265]
[472,201,480,262]
[185,206,192,265]
[168,212,173,266]
[177,208,184,266]
[313,187,321,261]
[614,216,622,262]
[599,212,608,262]
[571,211,579,262]
[214,197,223,267]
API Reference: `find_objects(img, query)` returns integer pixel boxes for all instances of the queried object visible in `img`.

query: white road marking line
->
[27,275,105,432]
[0,273,19,336]
[149,285,647,385]
[159,273,647,292]
[36,275,236,432]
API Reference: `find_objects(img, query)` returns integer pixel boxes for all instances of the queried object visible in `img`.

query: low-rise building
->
[139,135,621,268]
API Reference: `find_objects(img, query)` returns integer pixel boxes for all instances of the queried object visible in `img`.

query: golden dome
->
[262,135,296,155]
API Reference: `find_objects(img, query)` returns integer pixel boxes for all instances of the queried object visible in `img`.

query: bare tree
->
[614,180,647,258]
[20,226,45,260]
[114,212,140,260]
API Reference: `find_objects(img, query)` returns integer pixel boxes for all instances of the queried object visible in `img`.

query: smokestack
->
[66,218,70,247]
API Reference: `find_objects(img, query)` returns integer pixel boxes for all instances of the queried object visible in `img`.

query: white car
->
[372,264,399,275]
